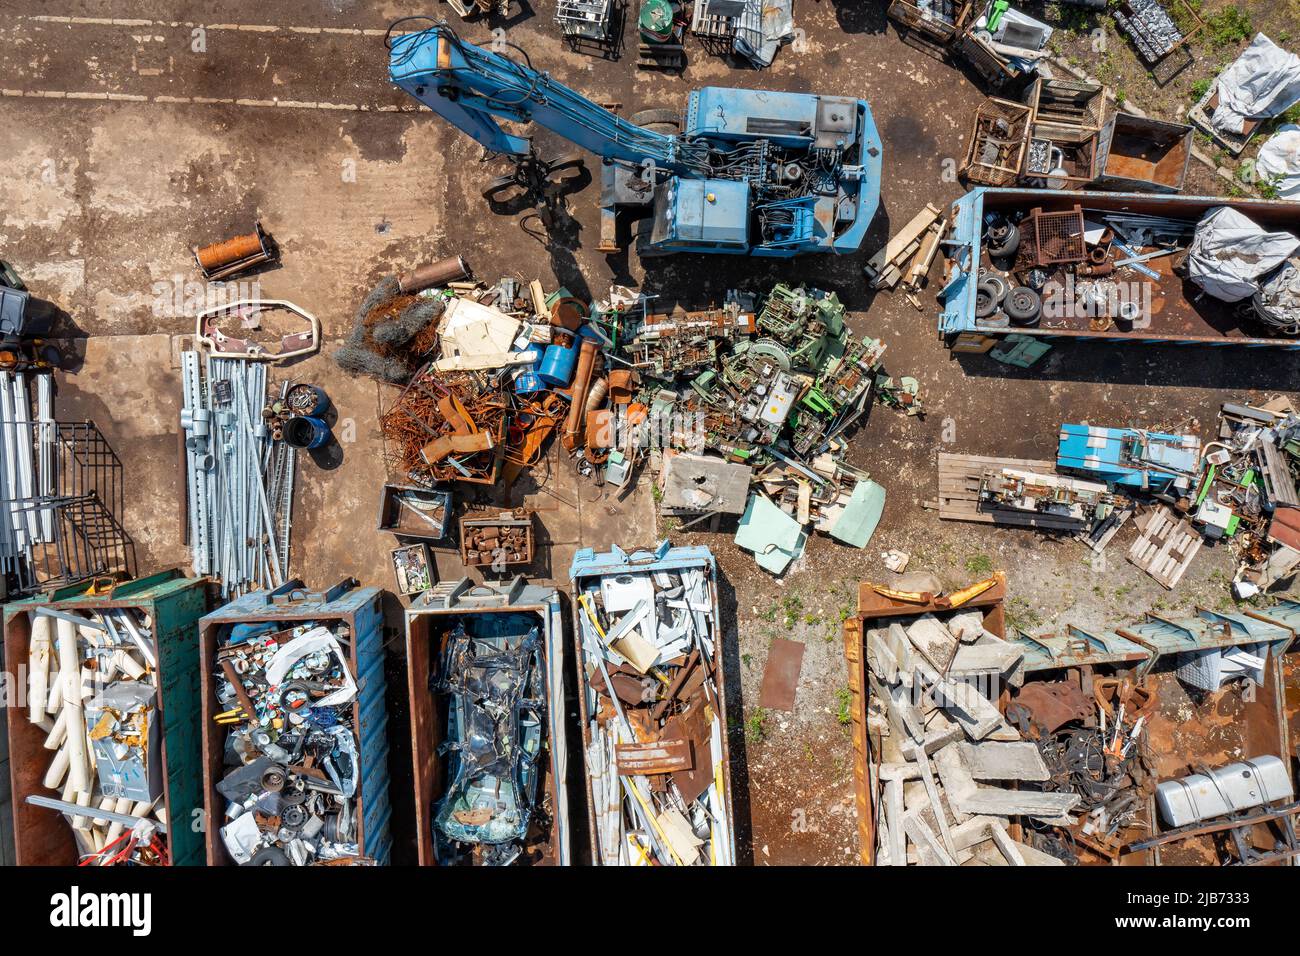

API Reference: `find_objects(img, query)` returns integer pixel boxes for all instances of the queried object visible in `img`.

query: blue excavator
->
[386,20,882,257]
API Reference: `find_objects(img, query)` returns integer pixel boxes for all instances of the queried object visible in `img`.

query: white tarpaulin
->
[1212,34,1300,135]
[1186,206,1300,303]
[1256,124,1300,200]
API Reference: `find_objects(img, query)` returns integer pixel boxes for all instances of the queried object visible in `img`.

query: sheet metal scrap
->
[1194,397,1300,595]
[576,566,728,866]
[213,620,361,866]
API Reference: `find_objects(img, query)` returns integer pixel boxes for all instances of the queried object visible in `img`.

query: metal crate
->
[887,0,974,46]
[555,0,612,40]
[198,579,391,865]
[1019,205,1087,267]
[3,570,209,865]
[962,98,1034,187]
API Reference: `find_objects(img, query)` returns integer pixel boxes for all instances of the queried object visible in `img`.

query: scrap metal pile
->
[213,621,361,866]
[22,607,169,865]
[373,266,916,578]
[600,282,915,572]
[1008,675,1155,863]
[1195,397,1300,596]
[974,204,1300,336]
[376,274,586,490]
[866,605,1081,866]
[432,613,544,866]
[575,566,731,866]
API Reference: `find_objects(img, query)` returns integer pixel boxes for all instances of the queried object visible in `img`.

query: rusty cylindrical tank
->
[398,256,472,294]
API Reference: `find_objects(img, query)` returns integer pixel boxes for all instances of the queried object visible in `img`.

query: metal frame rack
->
[2,415,135,594]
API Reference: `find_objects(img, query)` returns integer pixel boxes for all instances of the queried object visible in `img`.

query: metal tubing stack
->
[181,352,294,596]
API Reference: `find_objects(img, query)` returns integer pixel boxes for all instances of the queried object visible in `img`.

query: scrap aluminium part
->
[387,21,881,256]
[196,299,321,362]
[181,352,295,597]
[2,571,208,866]
[570,542,735,866]
[199,581,390,865]
[407,578,571,865]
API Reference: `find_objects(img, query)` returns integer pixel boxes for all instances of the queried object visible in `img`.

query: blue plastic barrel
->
[283,415,331,449]
[538,335,578,386]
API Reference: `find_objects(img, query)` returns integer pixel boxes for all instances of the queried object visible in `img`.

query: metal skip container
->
[570,541,735,866]
[199,579,391,865]
[2,570,209,865]
[406,577,570,865]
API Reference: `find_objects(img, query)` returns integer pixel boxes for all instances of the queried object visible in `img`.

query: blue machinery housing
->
[388,24,881,257]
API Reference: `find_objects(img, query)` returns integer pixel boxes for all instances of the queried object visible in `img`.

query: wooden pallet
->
[1127,505,1201,589]
[936,453,1086,530]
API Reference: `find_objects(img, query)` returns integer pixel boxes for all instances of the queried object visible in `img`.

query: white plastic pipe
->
[93,796,114,828]
[28,613,52,723]
[105,797,133,846]
[43,742,70,790]
[56,618,90,796]
[43,707,67,751]
[113,650,145,680]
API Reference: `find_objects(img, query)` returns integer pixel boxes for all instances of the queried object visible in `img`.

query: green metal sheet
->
[829,480,885,549]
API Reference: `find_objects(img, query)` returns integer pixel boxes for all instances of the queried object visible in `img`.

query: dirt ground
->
[1042,0,1300,197]
[2,0,1297,866]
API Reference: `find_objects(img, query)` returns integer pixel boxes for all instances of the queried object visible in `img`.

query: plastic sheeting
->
[1256,125,1300,200]
[1186,206,1300,303]
[733,0,794,68]
[1211,34,1300,135]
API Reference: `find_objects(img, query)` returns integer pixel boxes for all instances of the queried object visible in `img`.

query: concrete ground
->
[2,1,1297,865]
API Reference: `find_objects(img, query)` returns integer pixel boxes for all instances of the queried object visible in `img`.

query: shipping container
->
[570,542,735,866]
[199,579,391,865]
[3,570,208,865]
[405,577,570,865]
[845,575,1297,865]
[940,188,1300,350]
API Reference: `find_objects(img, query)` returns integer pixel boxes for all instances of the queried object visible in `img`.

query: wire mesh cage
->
[1017,205,1087,268]
[4,420,136,593]
[555,0,613,41]
[962,98,1034,186]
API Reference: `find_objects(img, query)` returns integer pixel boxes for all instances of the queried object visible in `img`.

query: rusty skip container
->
[199,579,391,865]
[940,188,1300,350]
[842,574,1007,866]
[3,570,209,865]
[570,541,735,866]
[406,577,570,865]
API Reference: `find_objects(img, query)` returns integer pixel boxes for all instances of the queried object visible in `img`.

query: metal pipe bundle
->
[180,352,294,596]
[0,370,59,584]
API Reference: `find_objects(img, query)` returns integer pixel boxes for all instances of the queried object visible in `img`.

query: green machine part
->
[2,569,209,865]
[640,0,676,41]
